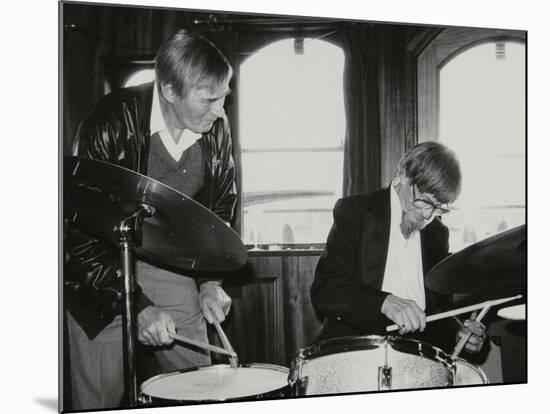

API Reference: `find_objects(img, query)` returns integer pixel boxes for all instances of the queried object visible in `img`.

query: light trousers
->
[67,261,210,410]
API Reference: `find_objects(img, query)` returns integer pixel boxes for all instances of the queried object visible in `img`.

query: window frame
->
[414,27,525,143]
[101,55,155,94]
[239,36,345,248]
[412,27,526,252]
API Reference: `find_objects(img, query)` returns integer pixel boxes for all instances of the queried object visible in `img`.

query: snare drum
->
[453,358,488,386]
[289,336,454,395]
[140,363,289,405]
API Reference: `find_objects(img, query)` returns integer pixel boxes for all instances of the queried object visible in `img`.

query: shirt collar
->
[150,81,167,135]
[149,82,202,161]
[390,177,404,223]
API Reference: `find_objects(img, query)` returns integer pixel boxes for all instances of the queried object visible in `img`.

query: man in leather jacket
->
[64,30,238,410]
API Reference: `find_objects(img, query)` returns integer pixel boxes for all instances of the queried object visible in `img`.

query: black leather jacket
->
[64,82,237,338]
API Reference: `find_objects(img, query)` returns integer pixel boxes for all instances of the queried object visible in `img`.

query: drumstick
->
[214,322,239,368]
[385,294,522,332]
[168,332,237,358]
[451,305,491,358]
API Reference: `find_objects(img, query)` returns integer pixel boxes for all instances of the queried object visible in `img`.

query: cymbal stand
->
[114,204,153,407]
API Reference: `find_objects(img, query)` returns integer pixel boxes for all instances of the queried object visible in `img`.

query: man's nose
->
[211,99,225,118]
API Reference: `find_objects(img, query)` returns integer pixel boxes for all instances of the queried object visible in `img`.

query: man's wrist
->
[200,280,222,290]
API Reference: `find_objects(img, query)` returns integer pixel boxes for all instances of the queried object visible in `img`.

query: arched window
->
[417,29,526,252]
[124,68,155,88]
[239,38,345,247]
[440,41,525,251]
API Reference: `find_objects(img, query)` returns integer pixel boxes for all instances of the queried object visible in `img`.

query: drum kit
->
[64,156,526,406]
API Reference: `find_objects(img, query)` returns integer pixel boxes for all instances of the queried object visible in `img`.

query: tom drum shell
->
[289,335,455,395]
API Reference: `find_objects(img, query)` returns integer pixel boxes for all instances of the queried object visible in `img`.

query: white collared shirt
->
[381,178,426,310]
[150,82,201,162]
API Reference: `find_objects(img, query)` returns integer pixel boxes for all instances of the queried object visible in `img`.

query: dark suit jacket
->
[311,188,454,349]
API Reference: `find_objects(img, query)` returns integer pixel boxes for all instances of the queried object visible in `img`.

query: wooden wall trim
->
[222,253,322,367]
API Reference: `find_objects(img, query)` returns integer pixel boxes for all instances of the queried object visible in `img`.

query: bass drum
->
[453,358,488,386]
[289,335,454,395]
[140,363,289,405]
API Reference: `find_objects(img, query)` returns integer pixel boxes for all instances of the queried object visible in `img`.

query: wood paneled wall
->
[214,251,323,367]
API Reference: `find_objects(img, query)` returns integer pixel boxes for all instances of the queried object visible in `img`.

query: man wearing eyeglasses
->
[311,141,485,353]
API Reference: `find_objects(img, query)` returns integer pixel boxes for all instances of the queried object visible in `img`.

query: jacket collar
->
[130,81,154,137]
[150,81,165,136]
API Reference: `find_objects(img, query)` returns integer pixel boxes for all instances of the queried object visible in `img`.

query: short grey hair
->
[155,29,233,97]
[397,141,461,204]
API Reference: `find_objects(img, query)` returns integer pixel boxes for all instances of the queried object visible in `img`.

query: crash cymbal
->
[497,304,526,320]
[64,156,247,272]
[425,224,526,294]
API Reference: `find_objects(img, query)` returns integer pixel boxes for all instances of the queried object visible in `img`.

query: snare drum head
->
[141,364,288,401]
[292,336,453,395]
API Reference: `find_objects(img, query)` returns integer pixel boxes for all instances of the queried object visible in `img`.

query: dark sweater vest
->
[146,134,205,198]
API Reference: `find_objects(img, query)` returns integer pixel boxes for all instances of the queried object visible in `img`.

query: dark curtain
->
[327,23,425,194]
[331,23,382,196]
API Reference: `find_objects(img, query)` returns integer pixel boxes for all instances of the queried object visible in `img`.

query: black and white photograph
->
[5,0,548,413]
[59,0,529,412]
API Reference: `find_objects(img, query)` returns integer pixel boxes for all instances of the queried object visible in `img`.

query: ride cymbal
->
[425,224,526,294]
[64,156,247,273]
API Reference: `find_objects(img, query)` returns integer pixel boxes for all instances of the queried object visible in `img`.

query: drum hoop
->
[453,357,489,384]
[295,335,454,369]
[140,363,290,401]
[140,365,203,392]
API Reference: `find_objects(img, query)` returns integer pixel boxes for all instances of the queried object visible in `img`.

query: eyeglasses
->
[412,185,450,216]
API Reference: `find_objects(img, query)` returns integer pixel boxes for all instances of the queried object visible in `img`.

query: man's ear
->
[160,82,177,104]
